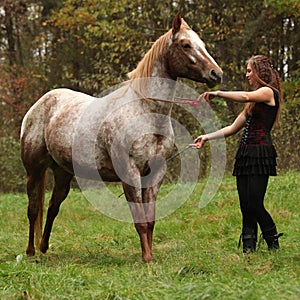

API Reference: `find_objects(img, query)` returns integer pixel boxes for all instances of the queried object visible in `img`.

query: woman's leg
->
[250,175,282,249]
[236,175,258,252]
[237,175,282,250]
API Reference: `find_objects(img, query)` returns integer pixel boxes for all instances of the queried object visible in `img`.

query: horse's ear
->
[172,12,182,35]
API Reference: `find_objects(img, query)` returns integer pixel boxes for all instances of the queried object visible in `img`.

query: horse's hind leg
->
[40,166,73,254]
[26,168,47,256]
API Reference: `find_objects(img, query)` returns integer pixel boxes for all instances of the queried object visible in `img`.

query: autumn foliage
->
[0,0,299,191]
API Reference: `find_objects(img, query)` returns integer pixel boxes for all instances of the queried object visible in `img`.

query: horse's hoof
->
[40,242,48,254]
[26,247,35,257]
[142,255,153,263]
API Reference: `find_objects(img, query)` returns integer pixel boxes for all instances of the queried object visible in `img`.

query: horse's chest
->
[129,135,173,170]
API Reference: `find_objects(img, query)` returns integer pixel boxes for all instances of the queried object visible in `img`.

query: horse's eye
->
[182,43,191,49]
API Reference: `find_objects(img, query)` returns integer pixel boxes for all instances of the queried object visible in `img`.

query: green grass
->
[0,172,299,299]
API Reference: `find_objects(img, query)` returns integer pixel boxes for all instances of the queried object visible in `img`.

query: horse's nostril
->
[210,69,217,79]
[210,69,221,82]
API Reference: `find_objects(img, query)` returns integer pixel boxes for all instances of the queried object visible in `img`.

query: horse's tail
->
[35,171,46,250]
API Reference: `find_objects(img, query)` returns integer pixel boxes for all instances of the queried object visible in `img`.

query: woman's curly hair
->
[244,55,283,125]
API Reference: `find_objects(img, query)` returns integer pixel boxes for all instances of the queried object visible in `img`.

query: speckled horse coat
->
[20,13,222,262]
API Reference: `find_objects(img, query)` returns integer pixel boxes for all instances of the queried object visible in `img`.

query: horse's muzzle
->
[206,69,222,87]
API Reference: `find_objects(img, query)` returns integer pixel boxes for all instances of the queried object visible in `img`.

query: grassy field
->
[0,171,299,299]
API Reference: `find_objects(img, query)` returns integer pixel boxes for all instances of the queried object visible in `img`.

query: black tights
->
[236,175,275,234]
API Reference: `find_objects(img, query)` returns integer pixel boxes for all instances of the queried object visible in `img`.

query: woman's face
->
[246,63,255,87]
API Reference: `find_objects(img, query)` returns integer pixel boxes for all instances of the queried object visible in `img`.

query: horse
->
[20,13,222,262]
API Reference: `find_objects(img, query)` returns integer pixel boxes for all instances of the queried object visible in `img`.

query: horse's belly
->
[71,160,121,182]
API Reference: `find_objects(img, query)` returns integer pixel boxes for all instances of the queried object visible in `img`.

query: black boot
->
[238,227,257,253]
[262,226,283,250]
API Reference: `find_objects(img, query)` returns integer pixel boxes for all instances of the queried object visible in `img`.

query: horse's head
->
[167,13,223,87]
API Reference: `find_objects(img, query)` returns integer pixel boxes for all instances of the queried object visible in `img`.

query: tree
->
[0,1,46,134]
[0,0,299,191]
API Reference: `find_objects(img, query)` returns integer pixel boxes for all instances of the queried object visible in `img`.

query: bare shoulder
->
[260,86,276,106]
[250,86,275,105]
[258,86,274,95]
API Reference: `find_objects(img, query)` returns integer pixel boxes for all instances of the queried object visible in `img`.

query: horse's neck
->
[138,73,176,116]
[151,59,173,80]
[130,41,177,115]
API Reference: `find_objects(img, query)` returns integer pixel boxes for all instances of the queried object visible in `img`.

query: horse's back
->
[20,88,94,170]
[21,88,91,133]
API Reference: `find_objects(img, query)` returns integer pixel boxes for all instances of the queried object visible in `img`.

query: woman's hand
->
[190,135,208,149]
[200,91,219,102]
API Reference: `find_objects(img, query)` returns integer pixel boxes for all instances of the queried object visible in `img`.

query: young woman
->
[192,55,283,253]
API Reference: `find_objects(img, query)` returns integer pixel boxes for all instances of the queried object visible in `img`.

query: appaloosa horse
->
[20,13,222,262]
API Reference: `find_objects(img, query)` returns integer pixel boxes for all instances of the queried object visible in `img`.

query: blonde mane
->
[127,31,172,79]
[128,20,191,79]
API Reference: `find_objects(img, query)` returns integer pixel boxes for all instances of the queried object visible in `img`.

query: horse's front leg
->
[141,185,161,258]
[122,182,153,262]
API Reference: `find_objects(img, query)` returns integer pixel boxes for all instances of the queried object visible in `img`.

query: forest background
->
[0,0,299,192]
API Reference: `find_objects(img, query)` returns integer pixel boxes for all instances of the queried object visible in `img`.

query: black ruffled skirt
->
[233,144,277,176]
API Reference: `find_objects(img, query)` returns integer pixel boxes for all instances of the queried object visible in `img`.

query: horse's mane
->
[128,19,191,79]
[127,31,172,79]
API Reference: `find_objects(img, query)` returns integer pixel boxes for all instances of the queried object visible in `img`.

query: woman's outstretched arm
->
[201,87,275,105]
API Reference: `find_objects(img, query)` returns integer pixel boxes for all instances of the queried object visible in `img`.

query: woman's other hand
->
[190,135,208,149]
